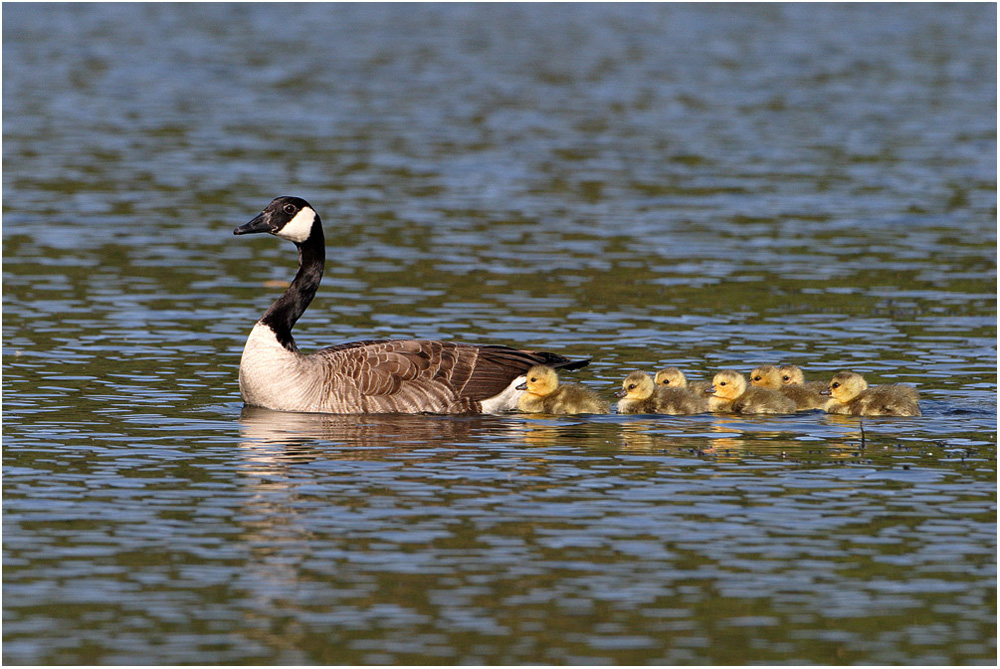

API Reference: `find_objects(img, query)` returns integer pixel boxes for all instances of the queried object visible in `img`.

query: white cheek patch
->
[275,207,316,243]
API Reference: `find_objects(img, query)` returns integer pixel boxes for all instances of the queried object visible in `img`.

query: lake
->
[2,3,996,664]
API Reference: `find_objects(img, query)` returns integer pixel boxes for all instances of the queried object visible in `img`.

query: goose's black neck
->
[261,224,325,351]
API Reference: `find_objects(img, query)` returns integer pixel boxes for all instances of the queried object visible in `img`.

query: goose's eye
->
[831,383,840,389]
[628,384,636,390]
[782,375,791,382]
[530,377,537,383]
[283,204,297,215]
[752,376,761,382]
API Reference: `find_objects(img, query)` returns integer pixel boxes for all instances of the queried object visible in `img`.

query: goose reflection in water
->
[236,405,523,453]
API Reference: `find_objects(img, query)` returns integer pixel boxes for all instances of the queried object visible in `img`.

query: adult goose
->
[234,196,588,414]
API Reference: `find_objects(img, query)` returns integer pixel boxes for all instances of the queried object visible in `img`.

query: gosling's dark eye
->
[753,376,761,382]
[719,382,727,386]
[831,383,840,389]
[628,384,636,390]
[782,375,791,382]
[530,377,537,383]
[283,203,297,215]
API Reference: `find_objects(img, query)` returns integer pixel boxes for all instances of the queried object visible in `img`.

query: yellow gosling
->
[617,372,663,414]
[517,365,609,415]
[779,364,829,392]
[655,366,712,395]
[618,371,706,415]
[749,365,783,390]
[821,371,921,417]
[751,364,826,411]
[708,369,797,414]
[625,370,709,415]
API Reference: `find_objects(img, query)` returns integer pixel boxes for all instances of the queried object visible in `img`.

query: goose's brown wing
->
[313,339,588,411]
[315,340,439,397]
[461,344,588,400]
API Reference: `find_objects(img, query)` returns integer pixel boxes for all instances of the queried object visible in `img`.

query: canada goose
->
[654,366,712,395]
[234,196,588,414]
[821,371,921,416]
[749,364,827,411]
[516,365,609,414]
[707,369,797,414]
[617,371,707,415]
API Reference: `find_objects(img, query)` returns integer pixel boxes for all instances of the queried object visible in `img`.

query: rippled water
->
[3,3,996,664]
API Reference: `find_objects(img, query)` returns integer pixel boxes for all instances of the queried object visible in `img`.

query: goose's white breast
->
[239,322,324,411]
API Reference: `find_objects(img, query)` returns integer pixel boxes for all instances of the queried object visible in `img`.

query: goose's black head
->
[234,196,321,244]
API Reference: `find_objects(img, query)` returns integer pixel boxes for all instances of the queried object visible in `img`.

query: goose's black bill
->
[234,212,270,235]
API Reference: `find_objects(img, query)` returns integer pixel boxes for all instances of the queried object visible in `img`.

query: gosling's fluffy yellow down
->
[709,369,797,414]
[517,365,609,414]
[618,371,707,415]
[749,364,827,411]
[778,364,828,392]
[654,366,712,395]
[821,371,921,416]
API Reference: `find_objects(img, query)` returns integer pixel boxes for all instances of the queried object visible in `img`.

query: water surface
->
[3,3,996,664]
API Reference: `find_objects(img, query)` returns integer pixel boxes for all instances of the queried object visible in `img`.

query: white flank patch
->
[481,374,527,413]
[275,207,316,243]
